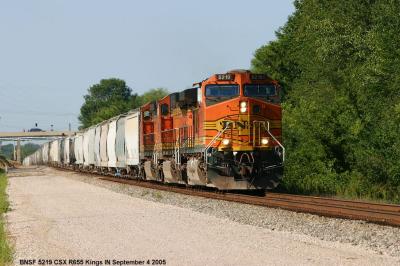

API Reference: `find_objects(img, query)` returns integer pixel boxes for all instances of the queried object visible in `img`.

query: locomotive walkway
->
[5,167,398,265]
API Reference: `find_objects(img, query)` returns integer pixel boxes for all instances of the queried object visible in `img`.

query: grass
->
[152,191,163,200]
[279,173,400,205]
[140,190,162,200]
[0,170,13,265]
[141,190,149,197]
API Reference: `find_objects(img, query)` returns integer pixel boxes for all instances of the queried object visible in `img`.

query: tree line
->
[0,143,41,161]
[77,0,400,203]
[251,0,400,202]
[78,78,167,129]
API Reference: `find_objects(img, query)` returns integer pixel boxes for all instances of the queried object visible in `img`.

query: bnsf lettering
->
[221,120,249,129]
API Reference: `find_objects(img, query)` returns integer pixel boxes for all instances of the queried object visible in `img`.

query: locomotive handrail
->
[159,128,180,164]
[204,121,232,168]
[266,121,285,162]
[180,125,194,150]
[161,126,187,165]
[254,120,285,162]
[152,126,195,166]
[175,128,181,165]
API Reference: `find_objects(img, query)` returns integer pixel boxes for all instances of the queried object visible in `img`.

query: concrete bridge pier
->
[12,139,21,163]
[16,139,21,163]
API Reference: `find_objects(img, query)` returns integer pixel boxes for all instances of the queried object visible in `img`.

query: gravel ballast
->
[6,166,400,266]
[55,167,400,258]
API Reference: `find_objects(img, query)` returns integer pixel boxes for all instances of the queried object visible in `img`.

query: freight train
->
[23,70,284,190]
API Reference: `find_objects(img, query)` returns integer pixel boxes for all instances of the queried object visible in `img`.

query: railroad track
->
[98,175,400,227]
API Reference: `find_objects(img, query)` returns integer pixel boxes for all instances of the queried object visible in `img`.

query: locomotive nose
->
[236,98,264,116]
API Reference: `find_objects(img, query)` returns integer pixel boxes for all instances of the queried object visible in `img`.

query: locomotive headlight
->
[261,137,269,145]
[222,138,230,145]
[240,102,247,113]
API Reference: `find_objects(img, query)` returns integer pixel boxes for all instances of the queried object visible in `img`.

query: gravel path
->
[5,167,400,266]
[61,168,400,258]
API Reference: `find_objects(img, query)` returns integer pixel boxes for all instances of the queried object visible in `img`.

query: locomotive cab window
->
[205,84,239,106]
[161,103,169,116]
[244,84,276,100]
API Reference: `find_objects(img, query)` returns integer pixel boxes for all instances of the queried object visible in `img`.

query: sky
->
[0,0,294,133]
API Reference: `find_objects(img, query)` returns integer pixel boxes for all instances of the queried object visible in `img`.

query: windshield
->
[244,84,276,98]
[206,85,239,97]
[205,85,239,106]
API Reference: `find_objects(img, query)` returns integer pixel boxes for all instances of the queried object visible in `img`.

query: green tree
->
[0,144,13,160]
[78,78,134,129]
[79,79,169,129]
[134,88,168,106]
[21,143,40,160]
[252,0,400,202]
[0,143,40,160]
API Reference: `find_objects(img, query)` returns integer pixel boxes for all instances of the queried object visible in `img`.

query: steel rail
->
[95,175,400,227]
[266,193,400,213]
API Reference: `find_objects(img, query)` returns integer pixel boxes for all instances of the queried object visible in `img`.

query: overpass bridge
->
[0,131,77,163]
[0,131,76,140]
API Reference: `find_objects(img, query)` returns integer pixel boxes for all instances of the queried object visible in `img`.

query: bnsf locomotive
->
[24,70,284,190]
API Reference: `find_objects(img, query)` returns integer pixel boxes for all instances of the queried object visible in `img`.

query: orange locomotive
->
[140,70,284,190]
